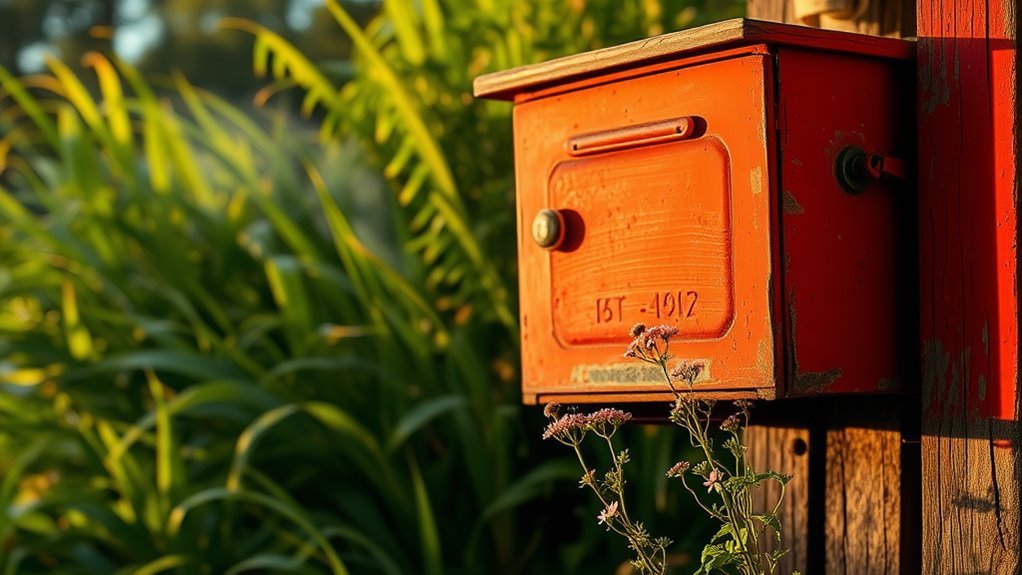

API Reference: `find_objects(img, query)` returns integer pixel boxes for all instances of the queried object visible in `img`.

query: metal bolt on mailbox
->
[475,18,917,405]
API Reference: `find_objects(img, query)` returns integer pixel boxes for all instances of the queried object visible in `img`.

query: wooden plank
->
[473,18,914,100]
[920,422,1018,573]
[917,0,1020,572]
[824,418,902,573]
[747,424,810,574]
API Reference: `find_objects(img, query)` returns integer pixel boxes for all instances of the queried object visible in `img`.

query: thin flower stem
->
[603,436,633,524]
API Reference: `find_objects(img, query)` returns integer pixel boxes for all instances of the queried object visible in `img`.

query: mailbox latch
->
[836,146,909,195]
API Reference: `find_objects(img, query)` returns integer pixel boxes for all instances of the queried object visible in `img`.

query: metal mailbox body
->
[475,19,915,404]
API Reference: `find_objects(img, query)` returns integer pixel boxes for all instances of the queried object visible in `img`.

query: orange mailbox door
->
[514,51,782,404]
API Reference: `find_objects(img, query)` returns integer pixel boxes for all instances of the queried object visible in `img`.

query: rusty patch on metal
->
[876,377,900,391]
[785,285,841,395]
[791,369,843,395]
[570,362,711,385]
[782,190,804,215]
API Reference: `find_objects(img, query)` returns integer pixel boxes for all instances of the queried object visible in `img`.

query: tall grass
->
[0,0,739,572]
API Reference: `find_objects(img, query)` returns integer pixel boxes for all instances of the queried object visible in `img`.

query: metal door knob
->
[532,208,565,250]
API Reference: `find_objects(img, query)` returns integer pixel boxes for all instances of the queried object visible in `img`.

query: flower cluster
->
[541,406,633,444]
[669,360,704,383]
[623,323,679,362]
[541,324,793,575]
[720,414,741,432]
[541,413,589,443]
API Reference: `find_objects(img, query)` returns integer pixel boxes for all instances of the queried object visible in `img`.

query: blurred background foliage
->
[0,0,743,573]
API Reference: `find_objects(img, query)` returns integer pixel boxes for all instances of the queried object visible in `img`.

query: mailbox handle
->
[567,117,698,156]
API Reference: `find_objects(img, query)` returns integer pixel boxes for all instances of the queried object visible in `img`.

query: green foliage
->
[0,0,743,573]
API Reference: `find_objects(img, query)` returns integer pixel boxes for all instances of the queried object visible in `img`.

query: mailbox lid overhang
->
[473,18,915,101]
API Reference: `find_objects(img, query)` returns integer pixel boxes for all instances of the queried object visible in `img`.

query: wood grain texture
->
[917,0,1020,572]
[747,424,810,574]
[473,18,914,100]
[921,421,1019,573]
[824,425,901,574]
[748,0,915,37]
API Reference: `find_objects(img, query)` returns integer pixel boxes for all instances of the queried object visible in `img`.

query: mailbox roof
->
[474,18,915,100]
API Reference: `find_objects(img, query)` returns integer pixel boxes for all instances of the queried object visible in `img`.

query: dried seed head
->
[623,339,641,358]
[669,360,705,382]
[720,414,741,432]
[629,323,646,337]
[579,469,596,488]
[644,324,680,343]
[543,402,562,419]
[734,399,754,410]
[666,461,690,478]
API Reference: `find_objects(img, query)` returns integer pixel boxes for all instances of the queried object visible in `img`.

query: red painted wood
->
[917,0,1019,571]
[918,0,1018,422]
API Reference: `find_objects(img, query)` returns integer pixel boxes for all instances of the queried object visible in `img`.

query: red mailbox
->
[475,19,915,404]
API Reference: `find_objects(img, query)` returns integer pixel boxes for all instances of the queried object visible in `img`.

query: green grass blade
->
[406,452,443,575]
[168,487,350,575]
[386,395,466,452]
[324,0,457,200]
[128,554,190,575]
[227,404,303,492]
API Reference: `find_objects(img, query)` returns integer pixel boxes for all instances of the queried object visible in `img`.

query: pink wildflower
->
[644,324,679,344]
[703,468,722,493]
[587,408,632,428]
[541,413,588,442]
[597,501,619,525]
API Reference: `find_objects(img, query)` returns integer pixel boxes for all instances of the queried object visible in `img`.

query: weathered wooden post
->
[749,0,1020,572]
[476,1,1018,571]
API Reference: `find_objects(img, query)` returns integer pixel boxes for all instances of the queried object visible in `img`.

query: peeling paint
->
[921,339,949,410]
[782,191,805,215]
[918,43,951,113]
[877,377,900,391]
[792,369,843,395]
[785,284,843,395]
[750,165,763,195]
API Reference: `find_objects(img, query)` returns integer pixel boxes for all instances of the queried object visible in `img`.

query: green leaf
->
[711,523,733,543]
[127,555,190,575]
[168,488,349,575]
[225,553,303,575]
[386,395,466,452]
[227,404,303,491]
[407,453,443,575]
